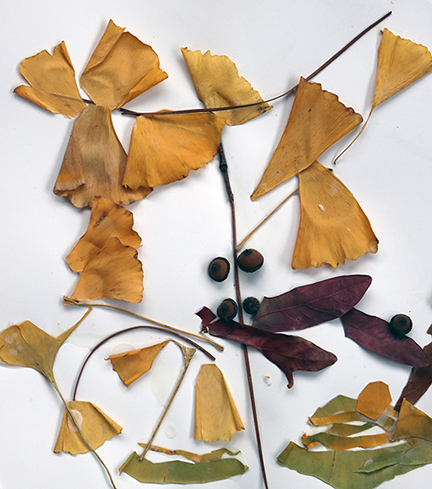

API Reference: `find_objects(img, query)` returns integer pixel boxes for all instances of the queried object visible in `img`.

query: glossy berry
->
[237,249,264,273]
[389,314,412,336]
[243,297,260,316]
[208,257,230,282]
[217,299,238,321]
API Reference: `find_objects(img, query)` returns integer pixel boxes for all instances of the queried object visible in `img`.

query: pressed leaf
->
[120,451,248,483]
[123,111,226,189]
[199,308,337,388]
[309,410,364,427]
[54,104,152,208]
[309,394,358,420]
[80,20,168,110]
[302,431,389,451]
[341,308,429,367]
[142,445,240,464]
[292,162,378,269]
[395,342,432,411]
[251,77,362,200]
[194,364,244,442]
[67,196,142,273]
[252,275,372,332]
[69,237,143,303]
[107,340,170,387]
[14,41,86,118]
[181,47,271,125]
[356,381,392,420]
[324,422,375,437]
[393,399,432,442]
[54,400,122,454]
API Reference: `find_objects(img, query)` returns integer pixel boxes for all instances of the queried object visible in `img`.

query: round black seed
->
[237,249,264,273]
[389,314,413,336]
[208,257,230,282]
[243,297,261,316]
[217,299,238,321]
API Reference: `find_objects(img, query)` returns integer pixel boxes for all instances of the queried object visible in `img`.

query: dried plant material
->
[301,431,389,451]
[308,394,358,422]
[67,197,142,272]
[292,162,378,269]
[120,451,248,483]
[251,77,362,200]
[143,445,240,463]
[356,381,392,420]
[194,364,244,442]
[253,275,371,332]
[181,47,271,125]
[395,342,432,411]
[54,401,122,454]
[341,308,429,367]
[14,42,86,118]
[80,20,168,110]
[310,410,364,427]
[393,400,432,442]
[324,422,375,437]
[123,112,225,189]
[54,104,152,208]
[69,237,143,303]
[107,341,170,387]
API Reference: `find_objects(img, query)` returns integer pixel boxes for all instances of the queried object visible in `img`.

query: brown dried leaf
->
[356,381,392,420]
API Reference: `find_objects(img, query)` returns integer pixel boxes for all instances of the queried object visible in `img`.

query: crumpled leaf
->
[54,104,152,208]
[123,111,226,189]
[199,308,337,388]
[251,77,362,200]
[54,400,122,455]
[356,381,392,420]
[292,162,378,269]
[142,445,240,463]
[252,275,371,332]
[106,340,170,387]
[341,308,429,367]
[301,431,389,451]
[68,237,143,303]
[67,196,142,273]
[393,399,432,442]
[194,364,244,442]
[80,20,168,110]
[14,41,86,118]
[181,47,271,125]
[120,451,248,483]
[395,342,432,411]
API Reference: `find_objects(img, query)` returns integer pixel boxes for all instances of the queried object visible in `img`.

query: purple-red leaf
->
[395,342,432,411]
[197,308,337,388]
[252,275,372,332]
[341,308,429,367]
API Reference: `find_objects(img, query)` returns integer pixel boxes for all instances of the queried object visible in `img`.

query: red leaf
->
[395,342,432,411]
[341,308,429,367]
[252,275,371,332]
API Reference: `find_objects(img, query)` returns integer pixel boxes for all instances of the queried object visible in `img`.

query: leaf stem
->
[218,143,269,489]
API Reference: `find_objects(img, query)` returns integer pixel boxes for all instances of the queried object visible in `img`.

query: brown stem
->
[218,143,269,489]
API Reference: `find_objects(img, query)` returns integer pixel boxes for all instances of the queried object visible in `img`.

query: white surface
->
[1,0,432,488]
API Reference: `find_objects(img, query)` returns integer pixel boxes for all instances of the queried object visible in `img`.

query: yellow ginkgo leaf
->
[292,161,378,269]
[69,237,143,303]
[181,47,271,125]
[54,104,152,208]
[194,364,244,442]
[14,41,86,118]
[392,399,432,442]
[54,401,122,455]
[80,20,168,110]
[107,341,170,387]
[251,77,362,200]
[67,196,142,273]
[123,111,226,189]
[356,381,392,420]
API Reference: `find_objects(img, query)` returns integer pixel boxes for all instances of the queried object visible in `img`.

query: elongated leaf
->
[120,451,248,483]
[325,422,375,437]
[253,275,372,332]
[309,394,357,420]
[143,446,240,464]
[302,431,389,451]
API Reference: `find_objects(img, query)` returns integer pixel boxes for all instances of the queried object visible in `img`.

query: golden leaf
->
[181,47,271,125]
[107,341,170,387]
[14,41,86,118]
[80,20,168,110]
[393,399,432,442]
[54,401,122,454]
[69,237,143,303]
[194,364,244,442]
[251,77,362,200]
[292,161,378,269]
[54,104,152,208]
[123,111,226,189]
[67,197,141,273]
[356,381,392,420]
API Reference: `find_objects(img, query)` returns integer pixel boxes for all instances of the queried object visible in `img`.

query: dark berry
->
[217,299,238,321]
[389,314,412,336]
[237,249,264,273]
[208,257,230,282]
[243,297,261,316]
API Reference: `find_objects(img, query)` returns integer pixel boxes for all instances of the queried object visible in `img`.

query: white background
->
[1,0,432,488]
